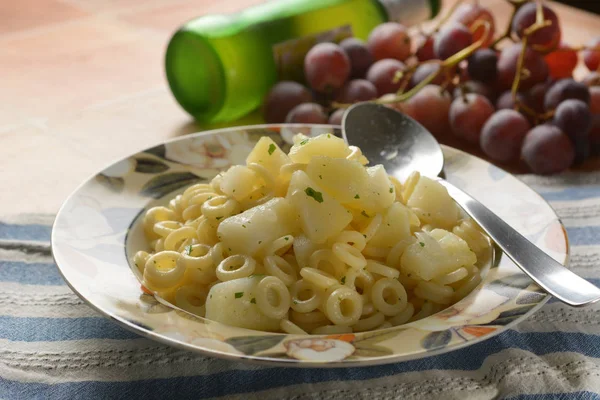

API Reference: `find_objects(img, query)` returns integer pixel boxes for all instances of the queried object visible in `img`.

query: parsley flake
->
[319,174,323,180]
[361,210,370,218]
[185,245,193,255]
[354,194,360,199]
[299,139,309,145]
[268,143,276,155]
[419,242,425,247]
[235,292,244,299]
[250,298,256,304]
[216,216,223,220]
[258,240,262,244]
[305,187,324,203]
[242,224,247,228]
[293,300,299,305]
[389,186,394,193]
[363,234,367,238]
[327,134,331,138]
[341,276,346,284]
[284,237,289,241]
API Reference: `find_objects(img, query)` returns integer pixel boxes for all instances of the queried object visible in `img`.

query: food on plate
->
[134,134,491,334]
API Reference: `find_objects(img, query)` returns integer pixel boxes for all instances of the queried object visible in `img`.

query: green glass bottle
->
[166,0,441,123]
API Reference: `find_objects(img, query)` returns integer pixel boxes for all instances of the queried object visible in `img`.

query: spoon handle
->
[438,179,600,307]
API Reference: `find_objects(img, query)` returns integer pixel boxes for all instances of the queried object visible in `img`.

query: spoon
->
[342,102,600,308]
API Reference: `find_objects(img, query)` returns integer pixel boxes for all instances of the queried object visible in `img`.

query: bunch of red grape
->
[262,0,600,175]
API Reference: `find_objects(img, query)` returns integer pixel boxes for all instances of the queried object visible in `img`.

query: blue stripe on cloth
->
[2,331,600,399]
[0,316,140,341]
[0,222,51,242]
[566,226,600,246]
[509,392,600,400]
[0,261,65,286]
[539,186,600,202]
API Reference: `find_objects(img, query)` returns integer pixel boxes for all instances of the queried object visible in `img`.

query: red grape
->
[285,103,328,124]
[590,86,600,114]
[583,37,600,72]
[328,108,345,126]
[512,3,561,51]
[480,109,530,162]
[409,63,444,88]
[452,3,496,48]
[366,59,405,95]
[263,81,313,123]
[497,43,549,90]
[544,42,578,79]
[367,22,411,62]
[590,116,600,155]
[449,93,495,144]
[405,85,452,137]
[553,99,592,164]
[521,124,574,174]
[336,79,378,103]
[583,72,600,87]
[434,23,473,61]
[415,34,435,61]
[525,82,549,113]
[544,78,590,110]
[467,49,498,84]
[453,81,497,104]
[340,38,373,79]
[304,42,351,93]
[496,91,525,110]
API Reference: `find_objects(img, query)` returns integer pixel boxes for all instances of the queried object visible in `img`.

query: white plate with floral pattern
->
[51,124,569,367]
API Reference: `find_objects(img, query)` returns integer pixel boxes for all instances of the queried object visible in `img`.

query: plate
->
[52,124,569,367]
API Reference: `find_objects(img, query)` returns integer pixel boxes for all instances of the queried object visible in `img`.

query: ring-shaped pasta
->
[182,204,203,222]
[201,195,240,221]
[333,230,366,251]
[133,251,150,274]
[143,206,176,237]
[179,244,213,271]
[151,238,165,252]
[290,309,328,325]
[186,266,217,285]
[332,243,367,270]
[309,249,345,277]
[344,268,374,301]
[242,190,274,209]
[196,217,219,245]
[256,276,291,320]
[143,251,185,290]
[361,302,376,317]
[265,235,294,256]
[388,302,415,326]
[362,246,389,259]
[411,301,437,321]
[401,171,420,204]
[366,260,400,279]
[371,278,408,316]
[385,238,415,268]
[182,183,213,208]
[264,255,297,286]
[187,191,215,208]
[434,267,469,285]
[361,213,383,242]
[164,226,196,251]
[279,163,306,176]
[352,311,385,332]
[453,267,482,301]
[210,174,225,195]
[210,242,226,267]
[377,321,392,330]
[174,285,208,316]
[280,319,307,335]
[289,279,322,313]
[216,255,256,281]
[168,195,184,220]
[312,325,353,335]
[283,254,299,271]
[300,267,338,291]
[414,281,454,304]
[323,286,363,326]
[153,221,183,238]
[247,162,276,189]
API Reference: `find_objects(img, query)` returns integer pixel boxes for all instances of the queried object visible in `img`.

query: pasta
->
[134,133,492,334]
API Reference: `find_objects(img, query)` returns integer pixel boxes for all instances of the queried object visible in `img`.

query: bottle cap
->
[379,0,431,26]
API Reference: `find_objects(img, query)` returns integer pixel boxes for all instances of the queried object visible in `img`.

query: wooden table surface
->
[1,0,599,216]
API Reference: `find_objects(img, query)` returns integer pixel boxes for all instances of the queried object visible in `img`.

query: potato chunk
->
[406,176,459,230]
[246,136,290,177]
[288,134,351,164]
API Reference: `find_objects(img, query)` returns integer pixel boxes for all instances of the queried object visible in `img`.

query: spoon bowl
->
[342,102,600,308]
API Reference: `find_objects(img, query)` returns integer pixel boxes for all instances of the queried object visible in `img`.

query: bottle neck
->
[378,0,440,26]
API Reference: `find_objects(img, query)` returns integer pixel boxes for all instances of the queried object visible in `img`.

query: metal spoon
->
[342,102,600,307]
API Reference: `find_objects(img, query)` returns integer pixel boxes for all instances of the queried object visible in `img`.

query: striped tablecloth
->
[2,172,600,400]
